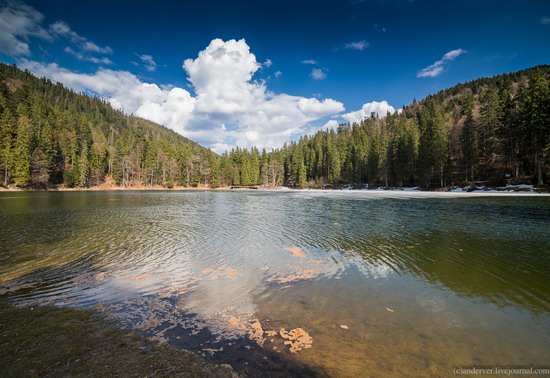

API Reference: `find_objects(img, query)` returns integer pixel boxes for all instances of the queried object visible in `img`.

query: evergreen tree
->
[12,115,31,187]
[40,119,57,180]
[418,105,448,187]
[209,153,221,188]
[260,149,268,186]
[327,130,340,186]
[0,107,14,186]
[0,62,548,190]
[520,69,549,185]
[478,87,502,177]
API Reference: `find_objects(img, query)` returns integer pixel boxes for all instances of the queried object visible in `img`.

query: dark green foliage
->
[0,63,214,188]
[261,65,549,188]
[1,63,549,189]
[461,112,478,181]
[12,114,31,187]
[518,69,550,185]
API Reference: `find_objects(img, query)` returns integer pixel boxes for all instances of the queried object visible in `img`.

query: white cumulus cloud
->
[20,38,345,154]
[342,101,396,124]
[183,38,265,115]
[19,60,196,135]
[183,39,343,151]
[417,48,466,78]
[322,119,340,130]
[0,1,52,56]
[301,59,317,65]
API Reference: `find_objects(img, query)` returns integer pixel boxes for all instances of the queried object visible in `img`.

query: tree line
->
[223,65,549,189]
[0,63,548,189]
[0,63,215,189]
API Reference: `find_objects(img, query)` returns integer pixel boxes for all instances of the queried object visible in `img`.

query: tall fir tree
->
[12,115,31,187]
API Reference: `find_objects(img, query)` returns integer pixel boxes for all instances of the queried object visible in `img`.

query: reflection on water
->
[1,191,550,376]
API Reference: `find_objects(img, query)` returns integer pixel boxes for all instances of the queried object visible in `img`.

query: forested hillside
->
[1,63,549,189]
[225,65,549,189]
[0,63,215,189]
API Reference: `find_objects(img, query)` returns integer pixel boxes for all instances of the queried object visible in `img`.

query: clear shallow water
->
[1,191,550,376]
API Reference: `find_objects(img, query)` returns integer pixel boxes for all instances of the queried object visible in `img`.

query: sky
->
[1,0,549,153]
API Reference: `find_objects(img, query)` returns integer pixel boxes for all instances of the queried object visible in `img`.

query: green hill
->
[256,65,550,189]
[1,63,549,190]
[0,63,215,189]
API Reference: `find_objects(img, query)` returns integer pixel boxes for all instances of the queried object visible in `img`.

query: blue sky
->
[1,0,549,152]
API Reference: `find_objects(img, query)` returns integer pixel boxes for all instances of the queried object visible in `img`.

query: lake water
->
[1,190,550,376]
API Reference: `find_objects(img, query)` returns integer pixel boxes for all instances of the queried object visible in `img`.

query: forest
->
[0,63,549,189]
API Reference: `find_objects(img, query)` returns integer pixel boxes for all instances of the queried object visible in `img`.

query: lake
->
[1,190,550,376]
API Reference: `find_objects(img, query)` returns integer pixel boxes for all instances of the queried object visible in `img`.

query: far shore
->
[1,184,549,196]
[0,184,230,192]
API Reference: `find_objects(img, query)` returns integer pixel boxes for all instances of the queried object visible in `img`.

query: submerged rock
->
[268,269,319,284]
[248,319,265,346]
[279,328,313,353]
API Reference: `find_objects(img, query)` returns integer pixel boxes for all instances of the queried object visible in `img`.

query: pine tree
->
[209,153,221,188]
[260,148,268,186]
[0,107,14,186]
[461,111,478,182]
[478,87,502,177]
[520,69,549,185]
[327,130,340,186]
[78,142,90,186]
[418,105,448,187]
[498,83,521,178]
[40,119,57,180]
[378,120,389,187]
[12,115,31,187]
[240,154,252,186]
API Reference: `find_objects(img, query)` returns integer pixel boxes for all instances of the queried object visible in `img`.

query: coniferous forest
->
[0,62,549,190]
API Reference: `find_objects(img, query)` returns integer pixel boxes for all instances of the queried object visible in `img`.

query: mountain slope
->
[1,63,549,190]
[0,63,215,188]
[251,65,550,188]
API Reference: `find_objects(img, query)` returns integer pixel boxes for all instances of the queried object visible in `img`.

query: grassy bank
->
[0,302,233,377]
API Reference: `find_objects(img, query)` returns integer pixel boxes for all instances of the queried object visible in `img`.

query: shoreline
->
[0,302,234,377]
[1,185,549,196]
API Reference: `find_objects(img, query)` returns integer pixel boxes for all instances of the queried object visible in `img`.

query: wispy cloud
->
[542,17,550,24]
[417,48,466,78]
[50,21,113,54]
[333,40,369,52]
[136,54,157,72]
[65,46,113,65]
[344,40,369,51]
[0,1,115,62]
[301,59,317,65]
[310,68,327,80]
[50,20,113,64]
[0,1,53,56]
[274,70,283,78]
